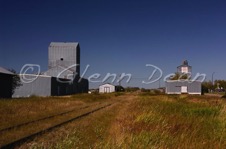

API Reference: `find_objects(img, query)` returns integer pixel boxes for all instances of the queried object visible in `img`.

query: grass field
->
[0,93,225,148]
[0,93,114,130]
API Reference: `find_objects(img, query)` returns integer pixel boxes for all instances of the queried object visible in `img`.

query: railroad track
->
[0,104,91,133]
[0,102,115,148]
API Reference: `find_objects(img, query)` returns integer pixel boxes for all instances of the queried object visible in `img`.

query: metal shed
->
[0,67,13,98]
[99,83,115,93]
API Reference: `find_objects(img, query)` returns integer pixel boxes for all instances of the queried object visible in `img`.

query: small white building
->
[99,83,115,93]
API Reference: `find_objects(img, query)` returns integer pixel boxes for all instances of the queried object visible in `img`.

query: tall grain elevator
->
[13,42,88,97]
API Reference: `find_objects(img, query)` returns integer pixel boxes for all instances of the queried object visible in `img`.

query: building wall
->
[44,66,75,79]
[165,81,201,95]
[13,75,52,97]
[48,42,80,76]
[76,78,89,93]
[177,65,192,73]
[99,84,115,93]
[51,77,88,96]
[13,75,88,97]
[0,73,13,98]
[51,77,73,96]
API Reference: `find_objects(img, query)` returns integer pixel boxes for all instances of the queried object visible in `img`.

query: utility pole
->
[159,79,161,88]
[212,72,215,92]
[212,72,215,86]
[118,74,121,86]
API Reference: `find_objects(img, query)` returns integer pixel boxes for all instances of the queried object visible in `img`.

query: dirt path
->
[107,94,137,146]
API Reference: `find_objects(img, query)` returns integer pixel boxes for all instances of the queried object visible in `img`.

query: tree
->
[8,69,22,95]
[124,87,140,92]
[201,81,212,93]
[170,72,191,80]
[214,80,226,91]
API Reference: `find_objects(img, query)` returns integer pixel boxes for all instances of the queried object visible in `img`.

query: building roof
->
[18,74,52,78]
[177,60,192,68]
[0,67,14,75]
[166,80,202,83]
[99,83,115,87]
[177,64,192,68]
[49,42,79,47]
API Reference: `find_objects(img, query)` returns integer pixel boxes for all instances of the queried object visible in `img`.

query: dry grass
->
[1,93,225,148]
[0,97,83,130]
[18,97,123,149]
[0,93,119,130]
[100,94,226,148]
[0,93,125,147]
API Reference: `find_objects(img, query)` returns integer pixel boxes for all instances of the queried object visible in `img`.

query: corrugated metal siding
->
[50,77,88,96]
[48,42,80,76]
[0,73,13,98]
[187,81,202,93]
[13,75,89,97]
[13,75,52,97]
[77,78,89,93]
[44,66,76,79]
[165,81,201,94]
[166,81,181,93]
[51,77,74,96]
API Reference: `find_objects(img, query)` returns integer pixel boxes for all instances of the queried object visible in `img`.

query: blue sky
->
[0,0,226,89]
